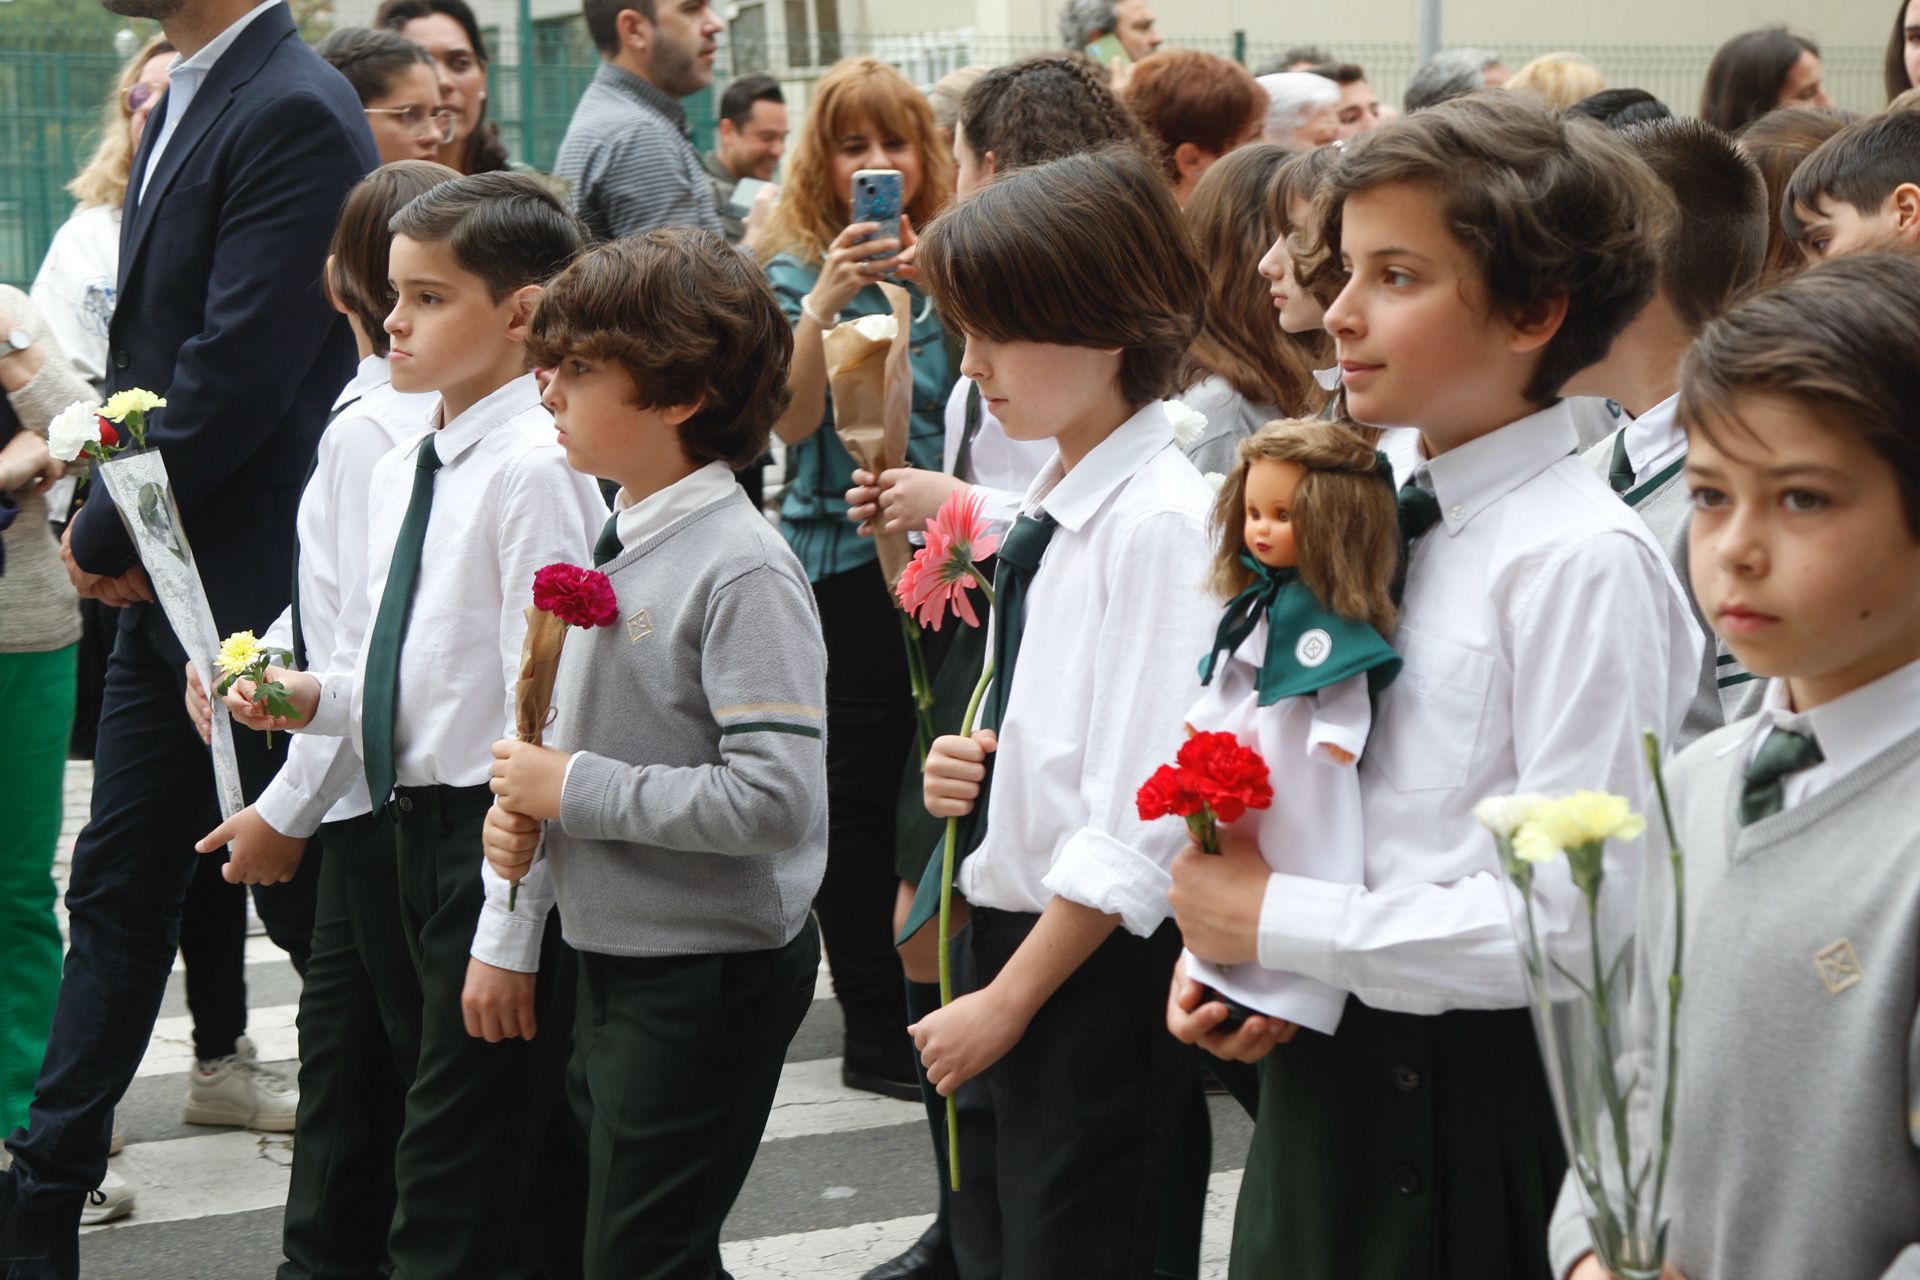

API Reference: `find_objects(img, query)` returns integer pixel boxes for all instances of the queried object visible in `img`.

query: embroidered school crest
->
[626,609,653,643]
[1814,938,1862,994]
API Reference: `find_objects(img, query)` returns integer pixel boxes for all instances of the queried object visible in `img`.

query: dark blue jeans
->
[0,611,319,1273]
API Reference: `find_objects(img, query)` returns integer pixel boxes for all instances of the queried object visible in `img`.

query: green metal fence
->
[0,17,1890,291]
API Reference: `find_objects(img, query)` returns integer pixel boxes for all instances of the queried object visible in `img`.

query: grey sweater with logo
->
[546,490,828,957]
[1548,721,1920,1280]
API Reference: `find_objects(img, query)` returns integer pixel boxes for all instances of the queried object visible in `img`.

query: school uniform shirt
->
[1564,394,1629,451]
[1253,403,1702,1013]
[301,373,608,971]
[252,356,437,837]
[938,377,1056,536]
[954,401,1218,937]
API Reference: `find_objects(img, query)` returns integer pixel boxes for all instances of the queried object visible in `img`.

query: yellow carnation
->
[101,388,166,423]
[1530,790,1646,850]
[217,630,263,679]
[1511,824,1565,865]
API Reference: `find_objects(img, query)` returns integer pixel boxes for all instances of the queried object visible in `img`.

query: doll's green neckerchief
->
[1197,555,1402,705]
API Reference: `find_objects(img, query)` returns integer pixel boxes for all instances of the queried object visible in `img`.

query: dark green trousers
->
[1230,998,1565,1280]
[569,919,819,1280]
[280,811,419,1280]
[385,785,586,1280]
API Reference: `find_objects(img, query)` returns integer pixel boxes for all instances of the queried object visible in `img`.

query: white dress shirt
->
[1183,620,1373,1034]
[253,356,437,838]
[302,374,608,970]
[954,401,1218,937]
[939,378,1057,537]
[1255,403,1702,1013]
[1617,393,1686,486]
[1731,660,1920,812]
[137,0,282,203]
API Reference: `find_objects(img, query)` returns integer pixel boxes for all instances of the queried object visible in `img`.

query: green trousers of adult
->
[384,784,587,1280]
[570,919,819,1280]
[279,811,420,1280]
[0,644,76,1136]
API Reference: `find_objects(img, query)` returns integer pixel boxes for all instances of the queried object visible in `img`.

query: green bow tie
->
[1739,725,1824,825]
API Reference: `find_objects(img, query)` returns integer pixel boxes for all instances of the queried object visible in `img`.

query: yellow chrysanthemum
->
[101,388,166,423]
[217,630,263,679]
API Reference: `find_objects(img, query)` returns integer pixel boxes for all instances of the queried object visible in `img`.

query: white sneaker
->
[79,1169,135,1226]
[182,1034,298,1131]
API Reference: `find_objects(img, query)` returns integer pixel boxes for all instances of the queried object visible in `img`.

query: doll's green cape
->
[1198,557,1401,704]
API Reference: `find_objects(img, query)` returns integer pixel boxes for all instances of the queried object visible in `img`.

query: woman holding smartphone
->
[756,56,955,1104]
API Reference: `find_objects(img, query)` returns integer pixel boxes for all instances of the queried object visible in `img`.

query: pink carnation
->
[896,490,999,631]
[532,563,619,628]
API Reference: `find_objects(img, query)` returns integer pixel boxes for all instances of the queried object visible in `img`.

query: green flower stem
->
[1582,880,1641,1249]
[1644,731,1684,1230]
[939,655,996,1194]
[898,610,935,766]
[965,564,997,611]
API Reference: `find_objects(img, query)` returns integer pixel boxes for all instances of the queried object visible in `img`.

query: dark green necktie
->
[361,434,443,805]
[290,397,360,669]
[1608,430,1637,496]
[592,512,622,567]
[1738,725,1823,825]
[980,511,1058,734]
[1397,479,1442,542]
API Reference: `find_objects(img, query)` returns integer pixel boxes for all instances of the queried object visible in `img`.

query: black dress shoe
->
[841,1058,923,1103]
[860,1223,958,1280]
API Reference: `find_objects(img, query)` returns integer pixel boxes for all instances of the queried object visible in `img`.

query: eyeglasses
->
[121,82,160,115]
[364,104,457,143]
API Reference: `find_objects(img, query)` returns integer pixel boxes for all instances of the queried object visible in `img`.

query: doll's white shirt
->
[1182,618,1369,1034]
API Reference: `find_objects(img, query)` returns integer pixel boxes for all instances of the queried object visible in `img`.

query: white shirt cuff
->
[1041,826,1173,937]
[252,772,331,840]
[301,670,355,738]
[1255,873,1350,975]
[471,855,551,972]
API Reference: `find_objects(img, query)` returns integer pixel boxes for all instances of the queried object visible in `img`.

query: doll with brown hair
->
[1180,418,1402,1033]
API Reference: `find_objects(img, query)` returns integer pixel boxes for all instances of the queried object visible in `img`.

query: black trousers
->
[382,785,586,1280]
[278,812,419,1280]
[0,612,319,1279]
[949,909,1200,1280]
[810,563,914,1059]
[569,923,819,1280]
[179,831,314,1062]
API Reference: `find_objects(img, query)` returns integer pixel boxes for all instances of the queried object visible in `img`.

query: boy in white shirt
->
[1561,118,1772,739]
[907,148,1218,1278]
[222,171,605,1280]
[1558,254,1920,1280]
[1782,110,1920,262]
[1165,95,1701,1279]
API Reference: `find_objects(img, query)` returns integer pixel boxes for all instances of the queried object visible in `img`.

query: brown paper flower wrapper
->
[823,282,916,586]
[513,606,571,746]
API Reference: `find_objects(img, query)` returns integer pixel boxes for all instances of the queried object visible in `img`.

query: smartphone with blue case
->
[851,168,903,276]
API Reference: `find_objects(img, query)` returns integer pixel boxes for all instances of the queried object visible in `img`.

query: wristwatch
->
[0,328,29,359]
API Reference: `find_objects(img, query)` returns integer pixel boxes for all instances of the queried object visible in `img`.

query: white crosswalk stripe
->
[51,762,1248,1277]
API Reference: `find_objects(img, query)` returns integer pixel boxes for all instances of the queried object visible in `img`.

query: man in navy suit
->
[0,2,374,1273]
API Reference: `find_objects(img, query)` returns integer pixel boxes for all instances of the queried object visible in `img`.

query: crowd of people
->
[1,0,1918,1278]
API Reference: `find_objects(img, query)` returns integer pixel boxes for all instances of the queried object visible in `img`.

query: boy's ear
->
[980,150,999,180]
[661,396,706,428]
[505,284,543,344]
[1502,289,1570,356]
[1891,183,1920,239]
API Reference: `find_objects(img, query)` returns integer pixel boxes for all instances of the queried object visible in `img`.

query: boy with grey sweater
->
[1555,258,1920,1280]
[482,229,823,1280]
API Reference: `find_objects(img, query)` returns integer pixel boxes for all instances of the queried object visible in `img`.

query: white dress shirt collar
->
[334,354,392,410]
[613,460,737,550]
[1418,402,1579,536]
[1620,393,1686,482]
[1732,661,1920,788]
[1023,400,1175,533]
[140,0,281,199]
[430,373,543,466]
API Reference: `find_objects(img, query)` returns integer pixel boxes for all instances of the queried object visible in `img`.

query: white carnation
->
[1473,792,1550,839]
[47,400,104,462]
[1165,400,1208,448]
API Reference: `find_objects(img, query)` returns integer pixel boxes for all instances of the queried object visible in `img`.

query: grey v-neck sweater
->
[1549,720,1920,1279]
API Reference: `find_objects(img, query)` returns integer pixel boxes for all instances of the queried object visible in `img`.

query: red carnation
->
[96,419,118,448]
[1177,731,1274,824]
[532,562,619,628]
[1136,764,1203,823]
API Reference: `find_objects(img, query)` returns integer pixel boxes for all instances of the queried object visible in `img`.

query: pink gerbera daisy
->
[896,489,999,630]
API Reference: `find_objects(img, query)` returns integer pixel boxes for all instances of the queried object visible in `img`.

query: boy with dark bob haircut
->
[1564,117,1773,742]
[1557,254,1920,1280]
[482,229,825,1279]
[1782,109,1920,260]
[1164,93,1701,1279]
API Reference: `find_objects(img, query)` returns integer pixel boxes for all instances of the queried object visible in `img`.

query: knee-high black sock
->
[903,979,952,1251]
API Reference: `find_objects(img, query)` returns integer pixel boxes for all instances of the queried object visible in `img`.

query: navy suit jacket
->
[69,3,377,638]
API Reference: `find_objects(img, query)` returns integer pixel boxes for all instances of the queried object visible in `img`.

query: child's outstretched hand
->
[924,730,996,819]
[1165,954,1297,1064]
[909,984,1031,1097]
[461,957,537,1043]
[183,661,213,744]
[845,468,883,535]
[483,803,540,884]
[488,739,567,820]
[874,468,966,536]
[196,805,307,885]
[1167,827,1267,967]
[224,666,319,733]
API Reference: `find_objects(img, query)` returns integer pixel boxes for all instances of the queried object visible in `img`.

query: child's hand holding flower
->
[215,631,310,746]
[1167,827,1269,967]
[488,738,568,820]
[482,804,542,883]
